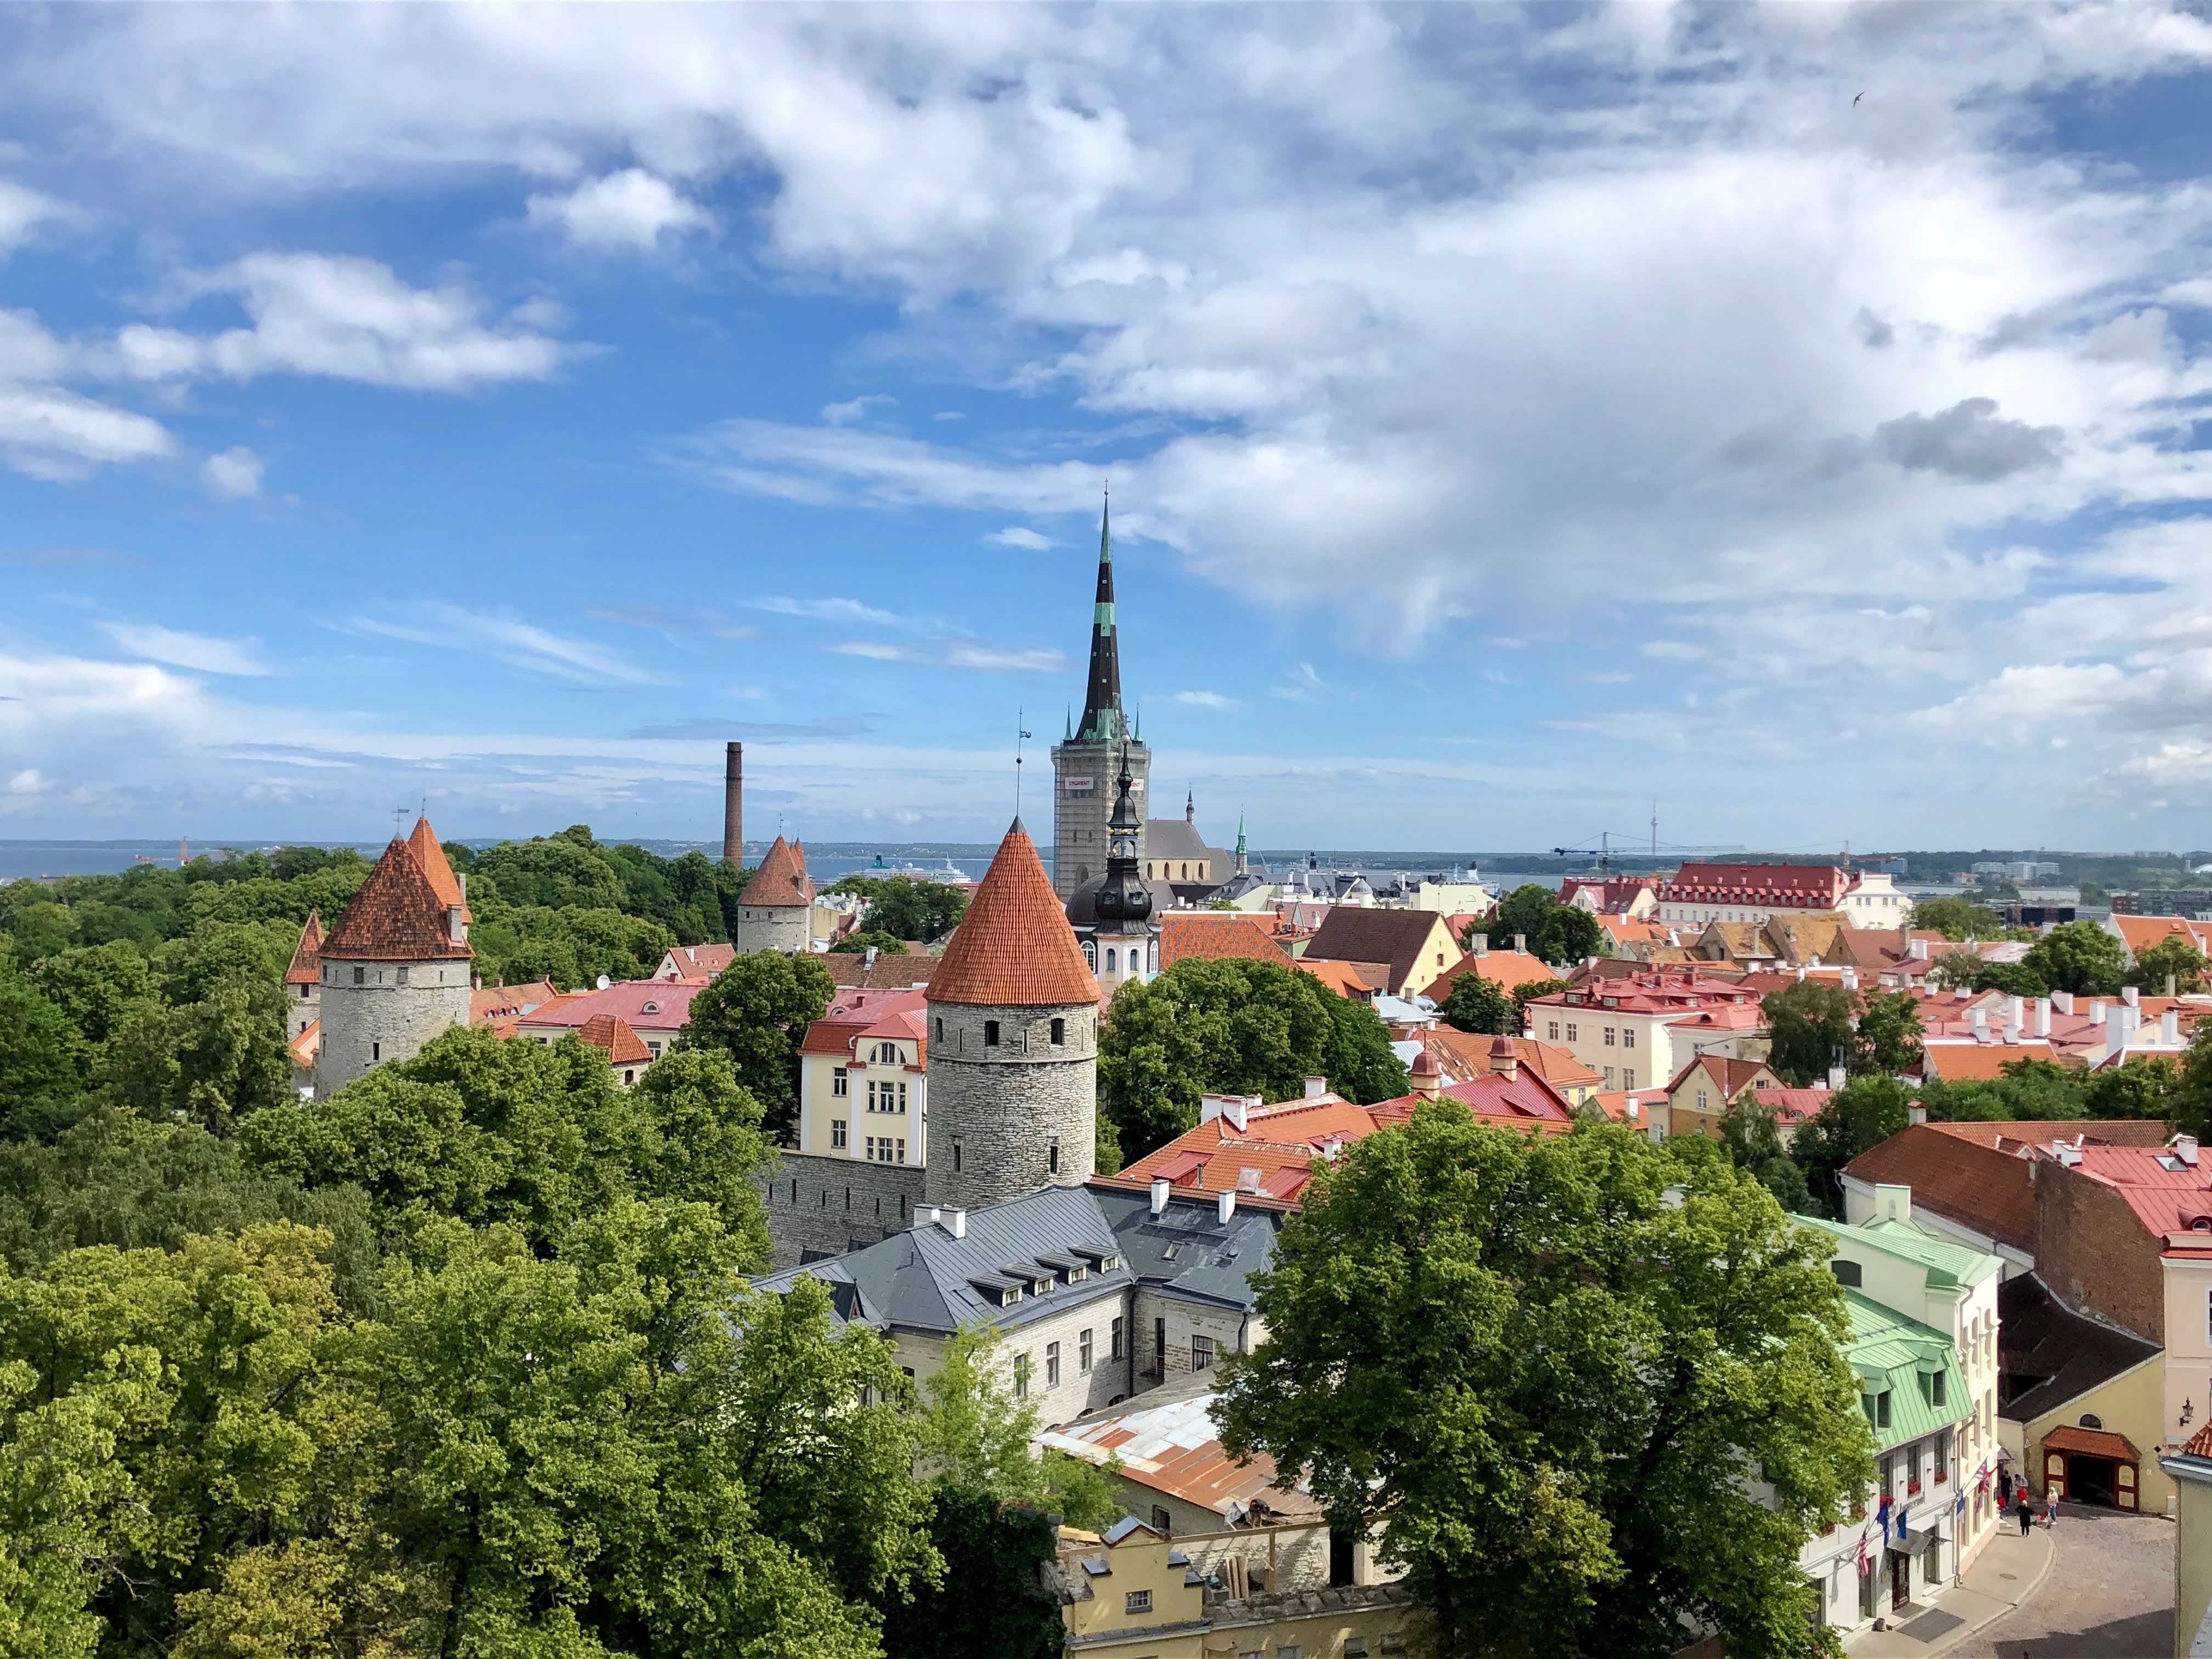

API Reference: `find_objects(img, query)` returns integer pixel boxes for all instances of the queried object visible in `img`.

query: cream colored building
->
[2165,1230,2212,1480]
[1523,970,1764,1094]
[793,990,930,1167]
[2158,1425,2212,1657]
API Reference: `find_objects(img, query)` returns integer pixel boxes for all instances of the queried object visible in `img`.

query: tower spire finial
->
[1075,490,1122,743]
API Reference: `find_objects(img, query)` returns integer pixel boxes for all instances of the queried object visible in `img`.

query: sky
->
[1,3,2209,856]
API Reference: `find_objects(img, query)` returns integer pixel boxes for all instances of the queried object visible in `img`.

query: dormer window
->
[641,1001,660,1015]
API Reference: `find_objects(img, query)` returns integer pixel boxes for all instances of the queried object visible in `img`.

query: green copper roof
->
[1841,1290,1966,1452]
[1801,1215,2002,1292]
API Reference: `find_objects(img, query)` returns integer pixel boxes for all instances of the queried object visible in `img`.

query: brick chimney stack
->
[723,742,743,865]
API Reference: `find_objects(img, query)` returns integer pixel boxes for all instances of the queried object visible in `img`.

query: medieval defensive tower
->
[314,816,473,1094]
[1051,496,1149,899]
[923,818,1102,1211]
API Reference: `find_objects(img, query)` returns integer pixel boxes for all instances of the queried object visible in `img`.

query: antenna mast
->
[1014,708,1034,817]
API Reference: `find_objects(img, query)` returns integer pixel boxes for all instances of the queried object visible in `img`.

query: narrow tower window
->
[952,1142,963,1171]
[1050,1018,1065,1045]
[984,1020,1000,1047]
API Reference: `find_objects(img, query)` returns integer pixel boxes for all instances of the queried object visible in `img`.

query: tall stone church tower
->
[1051,496,1149,900]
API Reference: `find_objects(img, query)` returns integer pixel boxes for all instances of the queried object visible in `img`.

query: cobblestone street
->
[1949,1508,2172,1658]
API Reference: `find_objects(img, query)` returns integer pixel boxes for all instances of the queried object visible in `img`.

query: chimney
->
[1969,1006,1987,1031]
[1827,1064,1848,1091]
[2123,983,2141,1008]
[1200,1093,1251,1132]
[723,742,744,864]
[1514,933,1527,953]
[1489,1036,1519,1084]
[1217,1188,1237,1224]
[1471,933,1489,956]
[2165,1008,2182,1046]
[2177,1135,2200,1167]
[448,904,467,944]
[1150,1178,1171,1217]
[1875,1182,1913,1226]
[1841,966,1858,991]
[1909,937,1929,961]
[1909,1103,1927,1126]
[2090,1001,2106,1027]
[864,945,879,970]
[2169,972,2180,998]
[944,1208,967,1239]
[914,1204,940,1232]
[2034,997,2051,1037]
[2052,989,2075,1015]
[1304,1075,1328,1098]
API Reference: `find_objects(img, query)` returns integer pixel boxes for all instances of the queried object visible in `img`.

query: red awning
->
[2041,1425,2141,1462]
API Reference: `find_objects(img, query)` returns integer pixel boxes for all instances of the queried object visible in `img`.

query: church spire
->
[1076,493,1122,743]
[1235,811,1248,874]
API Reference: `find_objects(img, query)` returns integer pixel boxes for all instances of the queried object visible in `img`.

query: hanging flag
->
[1955,1487,1966,1516]
[1895,1503,1910,1543]
[1856,1528,1871,1576]
[1876,1493,1892,1533]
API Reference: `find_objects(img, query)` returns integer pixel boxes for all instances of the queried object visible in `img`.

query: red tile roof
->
[577,1013,654,1065]
[288,1017,319,1068]
[1296,958,1383,998]
[928,819,1101,1007]
[1421,945,1561,1002]
[1158,912,1293,968]
[746,834,815,909]
[1665,1054,1779,1098]
[285,910,325,985]
[1920,1041,2058,1082]
[2068,1142,2212,1237]
[817,952,940,990]
[1925,1119,2170,1152]
[2181,1421,2212,1458]
[407,816,469,917]
[470,979,561,1026]
[1658,862,1852,907]
[657,943,737,981]
[321,836,472,962]
[515,980,699,1034]
[1844,1124,2033,1252]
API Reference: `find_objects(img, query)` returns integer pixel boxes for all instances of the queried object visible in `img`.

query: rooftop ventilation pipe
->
[1149,1178,1171,1217]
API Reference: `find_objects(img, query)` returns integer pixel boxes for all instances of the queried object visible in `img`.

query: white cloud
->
[0,382,174,481]
[1177,689,1240,710]
[831,638,1064,673]
[1272,662,1325,702]
[353,604,657,684]
[0,180,72,256]
[986,526,1054,550]
[526,168,709,250]
[201,445,265,499]
[822,393,895,426]
[753,595,901,627]
[7,768,45,795]
[104,253,577,392]
[101,621,272,676]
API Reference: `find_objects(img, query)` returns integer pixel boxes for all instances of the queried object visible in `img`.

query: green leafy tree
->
[101,973,293,1136]
[2176,1025,2212,1144]
[2022,920,2127,997]
[830,877,969,944]
[1487,885,1602,968]
[148,922,292,1007]
[1324,993,1411,1106]
[1216,1111,1873,1658]
[1761,979,1857,1087]
[469,829,628,911]
[911,1326,1121,1531]
[1513,977,1573,1031]
[831,930,909,956]
[29,942,155,1046]
[627,1047,775,1266]
[677,952,836,1142]
[1439,971,1515,1036]
[877,1488,1064,1659]
[1853,989,1925,1077]
[1931,955,2049,998]
[1918,1059,2088,1125]
[2129,935,2208,994]
[1721,1099,1814,1214]
[1100,957,1403,1161]
[1909,897,2005,940]
[1789,1076,1913,1215]
[0,968,86,1142]
[2080,1054,2180,1121]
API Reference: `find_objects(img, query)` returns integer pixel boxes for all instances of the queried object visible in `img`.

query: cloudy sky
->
[2,4,2208,854]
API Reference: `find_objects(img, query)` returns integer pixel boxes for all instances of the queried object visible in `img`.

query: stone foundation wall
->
[757,1151,928,1269]
[923,999,1097,1211]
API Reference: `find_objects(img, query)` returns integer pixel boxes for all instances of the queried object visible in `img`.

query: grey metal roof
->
[755,1182,1283,1330]
[753,1183,1133,1337]
[1997,1272,2161,1424]
[1143,819,1216,862]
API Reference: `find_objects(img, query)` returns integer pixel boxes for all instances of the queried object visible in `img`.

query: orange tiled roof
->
[928,819,1101,1007]
[407,816,469,918]
[2180,1421,2212,1459]
[1421,946,1561,1002]
[2112,915,2212,956]
[577,1013,654,1065]
[288,1017,319,1068]
[658,943,738,981]
[746,834,815,909]
[1920,1041,2057,1082]
[1296,958,1382,998]
[471,979,561,1025]
[1158,912,1293,968]
[285,910,325,985]
[321,836,472,962]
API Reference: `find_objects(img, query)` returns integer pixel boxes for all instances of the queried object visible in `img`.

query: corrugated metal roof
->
[1040,1391,1322,1522]
[1841,1291,1967,1451]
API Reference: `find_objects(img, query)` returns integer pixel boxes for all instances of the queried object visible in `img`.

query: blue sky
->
[1,4,2209,853]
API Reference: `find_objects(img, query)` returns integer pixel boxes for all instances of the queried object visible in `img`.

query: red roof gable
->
[1158,912,1293,968]
[747,835,815,909]
[577,1013,653,1065]
[321,837,471,962]
[928,820,1100,1008]
[285,910,325,985]
[407,816,469,917]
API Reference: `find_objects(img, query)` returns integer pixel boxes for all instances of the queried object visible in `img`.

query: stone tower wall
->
[314,957,471,1094]
[923,998,1098,1210]
[289,980,321,1044]
[1050,737,1149,900]
[735,904,811,955]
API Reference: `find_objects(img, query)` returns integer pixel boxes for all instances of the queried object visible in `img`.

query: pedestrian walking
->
[2016,1491,2033,1536]
[2043,1494,2057,1528]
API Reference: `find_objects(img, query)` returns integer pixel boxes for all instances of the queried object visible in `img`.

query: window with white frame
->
[831,1120,847,1149]
[833,1067,848,1097]
[1046,1341,1060,1386]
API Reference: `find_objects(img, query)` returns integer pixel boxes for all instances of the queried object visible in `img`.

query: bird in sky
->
[1853,91,1865,105]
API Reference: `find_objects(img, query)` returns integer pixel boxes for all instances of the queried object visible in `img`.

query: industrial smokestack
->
[723,742,743,864]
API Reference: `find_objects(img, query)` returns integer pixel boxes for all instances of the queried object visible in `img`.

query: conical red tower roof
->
[747,834,815,908]
[323,836,472,961]
[929,819,1101,1007]
[407,815,469,918]
[285,910,325,985]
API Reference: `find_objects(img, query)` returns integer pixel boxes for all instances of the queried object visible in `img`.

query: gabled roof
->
[471,979,561,1027]
[1143,818,1218,863]
[1920,1041,2058,1081]
[817,952,939,990]
[1843,1124,2033,1253]
[1998,1272,2161,1424]
[929,820,1100,1008]
[285,910,325,985]
[577,1013,653,1065]
[289,1017,319,1068]
[1040,1387,1319,1524]
[656,943,737,981]
[321,835,472,962]
[746,836,815,908]
[1302,907,1454,991]
[515,979,699,1032]
[2112,914,2212,956]
[1421,945,1561,1002]
[1295,958,1383,998]
[1803,1212,2004,1290]
[1666,1053,1778,1099]
[1157,912,1293,968]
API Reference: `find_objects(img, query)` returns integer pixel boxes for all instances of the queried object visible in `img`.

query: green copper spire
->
[1076,493,1123,742]
[1235,811,1248,873]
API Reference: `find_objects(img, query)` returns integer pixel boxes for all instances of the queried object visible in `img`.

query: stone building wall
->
[314,957,470,1094]
[1050,737,1148,899]
[1133,1286,1257,1387]
[1175,1523,1333,1594]
[2034,1156,2165,1343]
[734,906,811,955]
[922,998,1097,1210]
[755,1150,928,1269]
[288,980,320,1044]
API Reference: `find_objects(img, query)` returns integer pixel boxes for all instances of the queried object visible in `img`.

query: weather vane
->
[1015,707,1034,817]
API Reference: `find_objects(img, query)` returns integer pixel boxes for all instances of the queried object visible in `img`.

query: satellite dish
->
[596,974,611,990]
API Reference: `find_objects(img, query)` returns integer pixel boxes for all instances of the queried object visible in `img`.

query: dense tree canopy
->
[676,951,836,1142]
[1483,885,1604,968]
[827,877,969,944]
[1438,971,1514,1036]
[1098,957,1409,1160]
[1218,1113,1873,1658]
[2021,919,2128,997]
[2129,935,2208,994]
[1907,896,2010,940]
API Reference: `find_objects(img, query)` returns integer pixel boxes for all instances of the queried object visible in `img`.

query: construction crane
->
[1553,830,1742,877]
